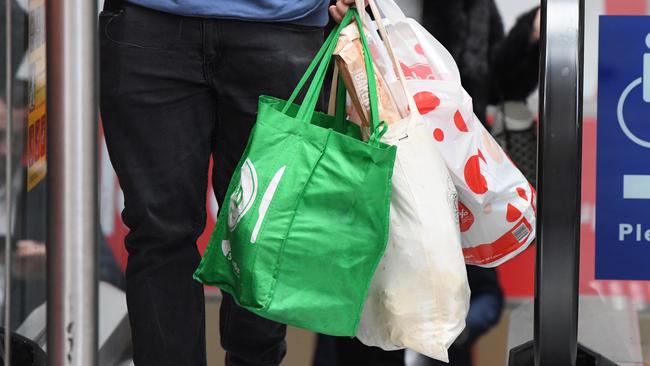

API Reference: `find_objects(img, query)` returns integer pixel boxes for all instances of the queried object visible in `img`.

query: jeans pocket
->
[99,12,122,99]
[101,5,183,50]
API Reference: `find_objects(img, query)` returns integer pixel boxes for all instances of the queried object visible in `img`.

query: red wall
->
[606,0,646,15]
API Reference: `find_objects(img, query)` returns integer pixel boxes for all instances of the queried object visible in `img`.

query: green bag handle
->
[282,9,386,146]
[335,75,347,124]
[281,16,342,118]
[282,11,352,120]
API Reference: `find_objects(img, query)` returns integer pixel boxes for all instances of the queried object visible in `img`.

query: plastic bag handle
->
[371,0,408,23]
[327,68,351,130]
[327,64,339,116]
[327,68,351,127]
[365,0,420,117]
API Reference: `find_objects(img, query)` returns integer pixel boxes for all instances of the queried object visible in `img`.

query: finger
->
[345,0,367,7]
[336,1,350,15]
[329,5,343,23]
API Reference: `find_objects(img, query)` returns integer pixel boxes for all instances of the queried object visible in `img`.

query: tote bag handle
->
[282,9,387,146]
[361,0,420,117]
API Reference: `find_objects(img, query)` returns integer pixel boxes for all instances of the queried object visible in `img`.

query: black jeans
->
[314,335,405,366]
[99,3,324,365]
[313,335,472,366]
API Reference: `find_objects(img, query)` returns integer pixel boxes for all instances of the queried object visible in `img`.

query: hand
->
[329,0,367,23]
[531,8,541,43]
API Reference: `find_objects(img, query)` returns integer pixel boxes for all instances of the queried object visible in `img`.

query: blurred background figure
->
[0,0,125,321]
[419,0,540,125]
[314,0,540,365]
[0,2,127,363]
[419,0,541,184]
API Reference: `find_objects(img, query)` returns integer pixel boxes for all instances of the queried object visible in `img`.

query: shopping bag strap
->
[370,0,408,23]
[326,65,354,129]
[336,75,348,125]
[326,37,377,130]
[282,9,386,146]
[327,64,340,116]
[364,0,420,117]
[283,18,343,116]
[327,70,350,130]
[346,8,386,144]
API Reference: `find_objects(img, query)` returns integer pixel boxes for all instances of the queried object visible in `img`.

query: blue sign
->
[596,16,650,280]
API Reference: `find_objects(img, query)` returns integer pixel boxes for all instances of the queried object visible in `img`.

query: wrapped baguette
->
[333,22,403,127]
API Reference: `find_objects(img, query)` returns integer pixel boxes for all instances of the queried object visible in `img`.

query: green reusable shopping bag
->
[194,9,396,336]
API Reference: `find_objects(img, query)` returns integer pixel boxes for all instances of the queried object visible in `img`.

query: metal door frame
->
[46,0,99,365]
[509,1,615,365]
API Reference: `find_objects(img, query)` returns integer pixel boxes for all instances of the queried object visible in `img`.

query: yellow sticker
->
[27,0,46,192]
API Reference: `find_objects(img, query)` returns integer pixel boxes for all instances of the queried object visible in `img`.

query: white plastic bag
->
[350,3,470,361]
[357,114,471,362]
[368,0,537,267]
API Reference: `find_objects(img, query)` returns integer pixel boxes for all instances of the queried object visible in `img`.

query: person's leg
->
[313,334,339,366]
[100,4,214,365]
[219,293,288,366]
[335,337,405,366]
[312,334,338,366]
[206,19,324,366]
[421,346,473,366]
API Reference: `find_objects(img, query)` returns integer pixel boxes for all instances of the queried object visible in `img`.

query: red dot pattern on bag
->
[464,150,488,195]
[400,61,436,80]
[414,91,440,115]
[517,187,528,201]
[506,204,523,223]
[415,43,425,55]
[433,128,445,142]
[454,111,469,132]
[478,149,486,163]
[458,202,475,232]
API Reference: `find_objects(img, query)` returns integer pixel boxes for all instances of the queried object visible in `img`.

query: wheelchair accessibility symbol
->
[596,16,650,280]
[617,33,650,149]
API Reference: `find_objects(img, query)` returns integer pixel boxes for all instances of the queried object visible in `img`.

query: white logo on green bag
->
[221,240,231,257]
[228,159,258,232]
[251,166,286,244]
[221,240,241,278]
[227,158,287,244]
